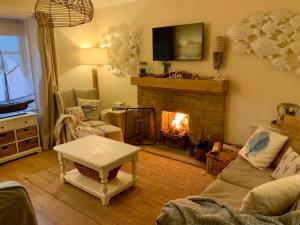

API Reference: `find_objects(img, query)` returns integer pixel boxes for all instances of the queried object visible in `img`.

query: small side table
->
[101,109,134,139]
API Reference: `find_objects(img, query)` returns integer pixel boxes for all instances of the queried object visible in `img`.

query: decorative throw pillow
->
[65,106,87,121]
[239,126,288,169]
[77,98,101,121]
[240,174,300,216]
[271,147,300,179]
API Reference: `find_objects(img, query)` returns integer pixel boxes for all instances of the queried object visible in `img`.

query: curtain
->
[25,16,58,150]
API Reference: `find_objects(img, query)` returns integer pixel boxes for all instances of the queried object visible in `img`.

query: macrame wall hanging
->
[35,0,94,27]
[228,9,300,75]
[99,23,141,76]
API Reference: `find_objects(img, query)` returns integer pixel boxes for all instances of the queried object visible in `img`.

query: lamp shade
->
[77,48,108,66]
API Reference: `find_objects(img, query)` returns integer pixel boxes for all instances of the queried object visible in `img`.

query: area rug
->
[25,151,214,225]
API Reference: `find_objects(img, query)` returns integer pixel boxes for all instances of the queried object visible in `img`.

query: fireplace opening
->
[160,111,190,150]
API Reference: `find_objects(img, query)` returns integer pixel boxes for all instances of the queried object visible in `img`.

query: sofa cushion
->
[272,115,300,169]
[220,156,274,190]
[201,178,250,209]
[271,147,300,179]
[240,174,300,216]
[86,120,107,127]
[239,126,288,169]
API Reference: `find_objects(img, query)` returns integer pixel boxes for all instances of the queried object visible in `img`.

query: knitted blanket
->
[157,197,300,225]
[54,114,104,145]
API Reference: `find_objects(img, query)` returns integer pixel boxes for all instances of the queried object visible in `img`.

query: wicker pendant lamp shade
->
[35,0,94,27]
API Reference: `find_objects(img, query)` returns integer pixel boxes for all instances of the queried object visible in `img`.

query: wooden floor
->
[0,151,99,225]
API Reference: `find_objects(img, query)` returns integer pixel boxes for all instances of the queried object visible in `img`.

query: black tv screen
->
[153,23,204,61]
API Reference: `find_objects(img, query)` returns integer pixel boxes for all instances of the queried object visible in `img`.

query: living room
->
[0,0,300,225]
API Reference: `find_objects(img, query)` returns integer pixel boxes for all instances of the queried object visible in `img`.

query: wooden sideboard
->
[0,112,42,164]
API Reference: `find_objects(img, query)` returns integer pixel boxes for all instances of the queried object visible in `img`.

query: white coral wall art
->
[228,9,300,75]
[100,23,141,76]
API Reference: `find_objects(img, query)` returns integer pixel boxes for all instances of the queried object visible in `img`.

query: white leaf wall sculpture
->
[100,23,141,76]
[228,9,300,75]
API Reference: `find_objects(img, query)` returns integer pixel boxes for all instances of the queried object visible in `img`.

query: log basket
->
[206,143,241,176]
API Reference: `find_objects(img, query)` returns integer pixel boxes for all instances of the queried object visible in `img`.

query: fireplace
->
[160,111,190,149]
[131,77,228,147]
[161,111,189,135]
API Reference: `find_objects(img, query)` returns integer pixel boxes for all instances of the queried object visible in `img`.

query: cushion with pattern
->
[239,126,288,169]
[65,106,87,121]
[272,147,300,179]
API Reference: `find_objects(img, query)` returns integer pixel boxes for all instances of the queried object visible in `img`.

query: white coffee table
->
[53,135,141,205]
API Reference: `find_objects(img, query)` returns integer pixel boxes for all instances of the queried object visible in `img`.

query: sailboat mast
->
[0,51,10,102]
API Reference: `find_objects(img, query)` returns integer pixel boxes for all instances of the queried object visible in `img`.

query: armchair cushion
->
[86,120,107,127]
[77,98,101,120]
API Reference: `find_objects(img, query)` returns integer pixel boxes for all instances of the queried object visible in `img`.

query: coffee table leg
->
[58,153,66,184]
[132,154,139,186]
[100,170,109,205]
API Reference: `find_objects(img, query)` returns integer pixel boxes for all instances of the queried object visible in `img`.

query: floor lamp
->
[78,47,108,98]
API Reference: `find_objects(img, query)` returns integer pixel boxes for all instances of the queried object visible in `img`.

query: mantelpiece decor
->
[228,9,300,75]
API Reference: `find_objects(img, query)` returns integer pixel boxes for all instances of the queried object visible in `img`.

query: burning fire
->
[171,113,189,134]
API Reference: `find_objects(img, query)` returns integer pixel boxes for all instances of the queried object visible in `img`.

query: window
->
[0,19,34,105]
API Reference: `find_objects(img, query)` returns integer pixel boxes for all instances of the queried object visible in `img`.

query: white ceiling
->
[93,0,137,9]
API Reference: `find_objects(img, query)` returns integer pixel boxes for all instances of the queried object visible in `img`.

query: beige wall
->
[55,18,100,90]
[0,0,34,18]
[55,0,300,144]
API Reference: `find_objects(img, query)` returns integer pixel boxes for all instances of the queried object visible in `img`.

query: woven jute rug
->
[26,151,214,225]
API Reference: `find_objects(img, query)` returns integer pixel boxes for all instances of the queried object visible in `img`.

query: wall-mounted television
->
[152,23,204,61]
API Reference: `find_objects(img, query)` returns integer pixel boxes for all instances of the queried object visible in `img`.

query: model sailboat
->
[0,51,34,114]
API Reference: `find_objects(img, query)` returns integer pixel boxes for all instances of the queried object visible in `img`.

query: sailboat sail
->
[0,50,34,113]
[0,54,33,102]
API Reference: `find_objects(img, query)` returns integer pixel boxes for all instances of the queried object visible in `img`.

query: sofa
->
[54,87,123,142]
[201,115,300,211]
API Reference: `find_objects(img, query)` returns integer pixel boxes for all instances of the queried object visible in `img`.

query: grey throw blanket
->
[0,181,38,225]
[157,197,300,225]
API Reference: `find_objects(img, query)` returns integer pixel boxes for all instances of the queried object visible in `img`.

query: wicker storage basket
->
[0,131,15,145]
[74,162,121,182]
[0,144,17,158]
[206,144,241,176]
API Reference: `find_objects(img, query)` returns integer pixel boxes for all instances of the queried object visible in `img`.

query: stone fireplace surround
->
[131,77,228,145]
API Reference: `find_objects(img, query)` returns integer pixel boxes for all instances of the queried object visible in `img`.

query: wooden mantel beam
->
[131,77,228,94]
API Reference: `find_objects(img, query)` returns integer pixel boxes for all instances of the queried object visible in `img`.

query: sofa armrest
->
[0,181,38,225]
